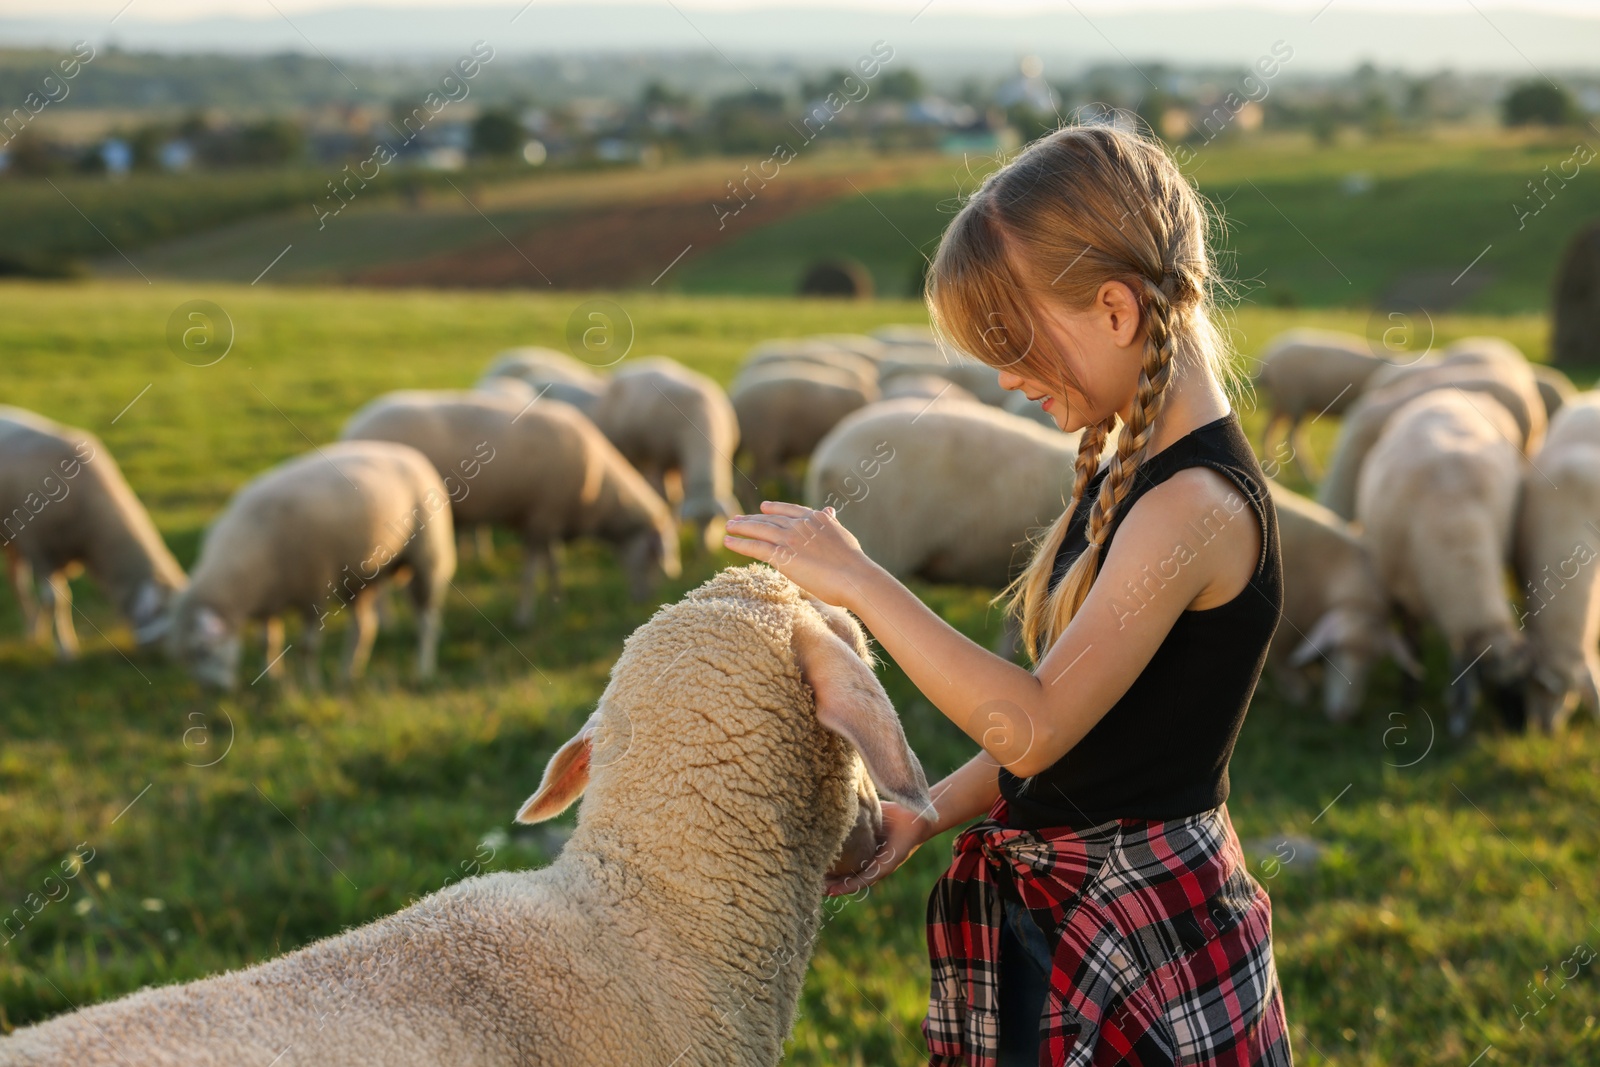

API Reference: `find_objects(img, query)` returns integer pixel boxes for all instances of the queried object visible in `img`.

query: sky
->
[21,0,1600,18]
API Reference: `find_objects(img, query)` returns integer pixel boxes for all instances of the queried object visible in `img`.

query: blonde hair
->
[926,121,1233,662]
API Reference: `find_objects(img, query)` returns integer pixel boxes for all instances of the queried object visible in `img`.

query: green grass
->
[0,163,539,276]
[1,282,1597,1064]
[675,131,1600,313]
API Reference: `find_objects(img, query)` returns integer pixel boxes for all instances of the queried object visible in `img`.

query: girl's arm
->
[724,466,1261,778]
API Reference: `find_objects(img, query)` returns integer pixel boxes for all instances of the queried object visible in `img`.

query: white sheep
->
[870,323,936,347]
[878,355,1008,407]
[1,565,931,1067]
[592,356,741,552]
[1319,352,1545,520]
[739,343,878,395]
[481,347,609,416]
[731,361,878,509]
[0,405,187,657]
[1356,389,1528,736]
[1532,363,1577,419]
[880,373,981,404]
[165,440,455,689]
[807,398,1096,656]
[1266,481,1420,722]
[1514,392,1600,731]
[805,333,887,360]
[341,390,680,626]
[1249,329,1389,478]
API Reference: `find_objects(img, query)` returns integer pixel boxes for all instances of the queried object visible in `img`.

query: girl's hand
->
[825,801,938,896]
[722,502,876,609]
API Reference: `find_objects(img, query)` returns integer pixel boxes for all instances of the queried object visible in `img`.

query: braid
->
[1009,415,1113,658]
[1031,274,1182,652]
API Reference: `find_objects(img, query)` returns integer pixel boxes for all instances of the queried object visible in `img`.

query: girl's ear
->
[1098,280,1143,347]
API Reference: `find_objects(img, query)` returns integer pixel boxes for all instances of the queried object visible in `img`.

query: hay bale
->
[798,258,874,299]
[1552,221,1600,369]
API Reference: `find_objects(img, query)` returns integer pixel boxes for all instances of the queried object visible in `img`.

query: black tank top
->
[998,410,1282,830]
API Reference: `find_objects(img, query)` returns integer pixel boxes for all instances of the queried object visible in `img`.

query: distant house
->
[158,139,194,172]
[100,138,132,176]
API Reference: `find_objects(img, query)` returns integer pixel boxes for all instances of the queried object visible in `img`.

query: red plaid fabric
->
[924,799,1292,1066]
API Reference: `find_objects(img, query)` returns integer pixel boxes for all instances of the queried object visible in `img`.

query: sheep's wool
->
[0,565,866,1067]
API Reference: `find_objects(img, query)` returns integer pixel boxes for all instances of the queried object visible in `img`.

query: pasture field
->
[0,280,1596,1065]
[65,129,1600,314]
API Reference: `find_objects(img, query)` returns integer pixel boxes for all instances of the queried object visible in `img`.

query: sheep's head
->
[514,565,929,887]
[620,517,682,602]
[128,577,183,647]
[1288,605,1422,723]
[1524,651,1600,734]
[165,595,240,689]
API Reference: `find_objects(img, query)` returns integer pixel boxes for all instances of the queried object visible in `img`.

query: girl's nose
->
[997,371,1024,391]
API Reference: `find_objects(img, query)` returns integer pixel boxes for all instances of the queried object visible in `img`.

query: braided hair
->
[926,121,1231,660]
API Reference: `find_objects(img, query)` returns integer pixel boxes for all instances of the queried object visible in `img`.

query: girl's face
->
[994,280,1146,433]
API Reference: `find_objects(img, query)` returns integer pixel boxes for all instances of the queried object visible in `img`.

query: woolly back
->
[926,120,1232,660]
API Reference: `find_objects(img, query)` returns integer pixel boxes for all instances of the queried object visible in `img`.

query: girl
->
[724,122,1293,1066]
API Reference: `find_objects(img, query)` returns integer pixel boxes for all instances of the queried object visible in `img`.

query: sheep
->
[1532,363,1577,419]
[592,356,741,553]
[730,361,878,509]
[805,333,887,360]
[1318,353,1546,520]
[1266,481,1420,721]
[0,405,186,658]
[481,346,609,416]
[341,390,680,626]
[2,565,931,1067]
[165,440,455,690]
[880,373,980,404]
[875,341,1009,407]
[1356,389,1528,736]
[1249,329,1389,478]
[739,344,878,395]
[1514,392,1600,731]
[870,323,936,347]
[807,398,1098,656]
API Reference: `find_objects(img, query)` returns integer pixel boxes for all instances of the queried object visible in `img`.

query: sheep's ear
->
[792,614,932,815]
[1384,629,1425,679]
[517,715,596,824]
[1581,657,1600,719]
[1287,610,1342,668]
[195,605,230,641]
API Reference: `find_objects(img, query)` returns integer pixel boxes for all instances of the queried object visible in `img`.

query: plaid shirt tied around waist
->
[924,799,1293,1067]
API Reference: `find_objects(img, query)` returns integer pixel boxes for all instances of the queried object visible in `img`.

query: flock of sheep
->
[5,322,1596,740]
[4,318,1595,1062]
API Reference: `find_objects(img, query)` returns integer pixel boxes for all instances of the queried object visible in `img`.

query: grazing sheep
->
[3,566,931,1067]
[342,390,680,625]
[806,333,887,360]
[166,441,455,690]
[0,406,186,657]
[1319,353,1546,520]
[878,353,1008,407]
[740,344,878,395]
[1514,392,1600,731]
[870,323,936,347]
[1267,481,1420,721]
[1356,389,1528,736]
[481,347,609,416]
[592,357,741,553]
[1249,329,1388,478]
[880,373,981,404]
[1532,363,1577,419]
[731,362,878,509]
[808,399,1094,660]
